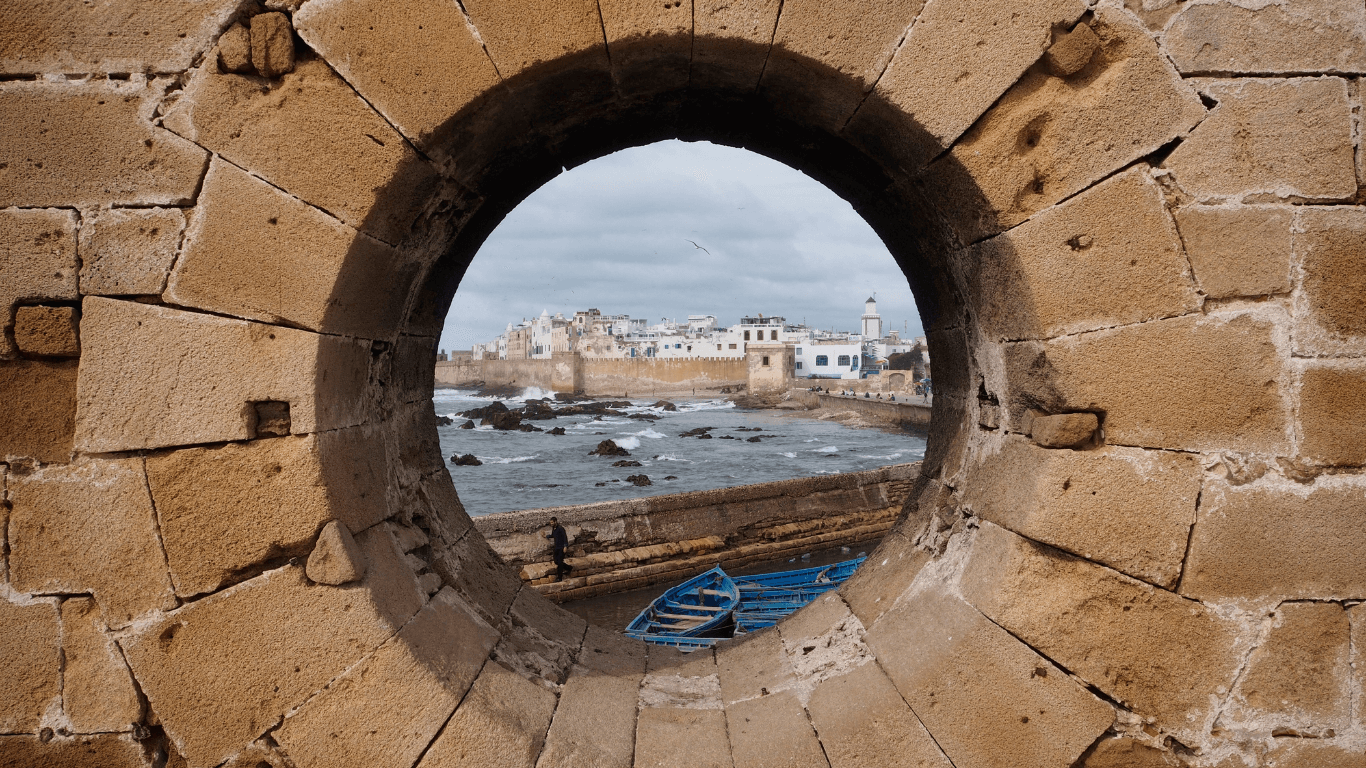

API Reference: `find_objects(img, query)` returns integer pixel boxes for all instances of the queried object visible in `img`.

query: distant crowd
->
[804,379,932,401]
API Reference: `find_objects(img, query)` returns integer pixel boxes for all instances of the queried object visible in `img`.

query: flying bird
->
[686,239,710,255]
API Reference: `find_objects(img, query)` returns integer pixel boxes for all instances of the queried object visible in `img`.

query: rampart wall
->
[434,354,747,396]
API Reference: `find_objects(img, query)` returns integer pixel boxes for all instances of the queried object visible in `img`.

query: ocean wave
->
[520,386,555,401]
[803,438,819,443]
[858,452,903,460]
[780,452,797,458]
[626,428,667,439]
[476,455,539,464]
[651,454,691,462]
[813,446,839,453]
[677,399,736,412]
[615,436,642,450]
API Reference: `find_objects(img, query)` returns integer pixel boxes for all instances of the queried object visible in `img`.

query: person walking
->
[545,516,572,580]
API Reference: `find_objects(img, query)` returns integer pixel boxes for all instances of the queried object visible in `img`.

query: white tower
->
[861,296,882,339]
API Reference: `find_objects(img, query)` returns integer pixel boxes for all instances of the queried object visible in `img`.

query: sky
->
[439,140,923,353]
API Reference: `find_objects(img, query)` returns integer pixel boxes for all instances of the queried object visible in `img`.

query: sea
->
[434,387,928,516]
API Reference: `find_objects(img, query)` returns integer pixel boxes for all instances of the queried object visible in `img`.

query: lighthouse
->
[861,296,882,339]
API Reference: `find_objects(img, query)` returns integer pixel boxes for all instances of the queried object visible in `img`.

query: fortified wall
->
[435,353,749,396]
[2,2,1365,767]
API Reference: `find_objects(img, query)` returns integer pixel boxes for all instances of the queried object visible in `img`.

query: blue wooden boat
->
[624,566,739,643]
[730,557,867,634]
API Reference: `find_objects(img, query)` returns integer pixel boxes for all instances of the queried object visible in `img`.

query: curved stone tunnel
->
[2,1,1364,766]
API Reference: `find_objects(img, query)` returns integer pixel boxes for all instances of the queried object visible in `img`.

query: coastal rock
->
[680,427,715,438]
[435,414,453,426]
[452,454,482,466]
[547,427,566,435]
[486,411,523,431]
[626,475,652,487]
[629,413,661,420]
[523,399,558,420]
[698,433,713,439]
[460,420,476,429]
[746,436,763,443]
[653,400,678,411]
[613,460,643,467]
[664,476,678,480]
[590,440,630,457]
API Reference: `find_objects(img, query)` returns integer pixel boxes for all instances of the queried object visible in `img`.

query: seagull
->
[686,239,710,254]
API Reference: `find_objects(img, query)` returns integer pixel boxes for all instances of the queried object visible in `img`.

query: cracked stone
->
[305,520,367,586]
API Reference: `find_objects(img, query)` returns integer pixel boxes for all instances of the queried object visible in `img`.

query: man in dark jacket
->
[545,517,572,580]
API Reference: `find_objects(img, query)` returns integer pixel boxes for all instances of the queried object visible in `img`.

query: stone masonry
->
[1,1,1364,767]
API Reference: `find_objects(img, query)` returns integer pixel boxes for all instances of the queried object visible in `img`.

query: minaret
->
[861,296,882,339]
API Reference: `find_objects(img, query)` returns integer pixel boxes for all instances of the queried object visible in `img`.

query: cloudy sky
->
[439,140,923,353]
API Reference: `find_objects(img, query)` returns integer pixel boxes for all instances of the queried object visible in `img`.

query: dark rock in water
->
[679,427,715,438]
[555,392,592,402]
[459,420,476,429]
[652,400,678,411]
[718,435,735,440]
[484,410,523,430]
[625,474,651,487]
[697,433,713,439]
[664,475,678,480]
[594,482,607,487]
[746,436,763,443]
[460,401,508,420]
[547,427,566,435]
[589,439,630,457]
[452,454,482,466]
[735,427,762,432]
[628,413,660,420]
[612,459,643,467]
[522,399,558,420]
[605,401,632,408]
[435,414,453,426]
[516,423,542,432]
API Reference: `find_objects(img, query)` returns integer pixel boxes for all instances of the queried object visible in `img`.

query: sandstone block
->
[0,597,59,734]
[633,707,733,768]
[537,633,644,768]
[167,159,416,340]
[0,734,152,768]
[1181,476,1366,601]
[864,584,1112,768]
[961,438,1200,587]
[122,553,424,768]
[217,23,253,74]
[78,208,185,297]
[1003,312,1289,454]
[431,532,523,626]
[1292,206,1366,356]
[967,167,1200,341]
[461,0,608,80]
[0,0,241,74]
[1224,601,1351,735]
[249,12,294,78]
[805,661,949,768]
[1164,0,1366,75]
[725,691,829,768]
[960,522,1244,740]
[717,629,795,706]
[59,597,143,733]
[838,527,931,626]
[0,80,207,208]
[276,588,501,768]
[1076,738,1180,768]
[0,360,77,463]
[416,660,558,768]
[1173,205,1293,298]
[10,458,176,628]
[693,0,782,91]
[1263,740,1366,767]
[75,298,370,452]
[1299,363,1366,466]
[1043,22,1100,77]
[1164,78,1355,202]
[928,7,1205,243]
[161,57,436,246]
[578,624,648,677]
[494,586,587,686]
[14,306,78,358]
[1029,412,1097,448]
[306,520,366,585]
[598,0,694,97]
[1353,603,1366,734]
[0,208,78,359]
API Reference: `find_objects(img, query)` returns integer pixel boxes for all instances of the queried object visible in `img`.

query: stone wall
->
[435,354,748,396]
[2,2,1365,767]
[812,392,934,429]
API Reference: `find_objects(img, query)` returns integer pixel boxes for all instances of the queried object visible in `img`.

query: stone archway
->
[3,1,1364,767]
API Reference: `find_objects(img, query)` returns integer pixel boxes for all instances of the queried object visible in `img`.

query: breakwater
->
[811,392,934,429]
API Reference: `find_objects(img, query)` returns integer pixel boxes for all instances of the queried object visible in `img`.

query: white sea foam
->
[616,436,642,450]
[476,455,539,464]
[814,446,839,453]
[627,428,668,439]
[651,454,691,462]
[781,452,798,458]
[804,438,820,443]
[677,399,736,412]
[858,452,903,460]
[520,386,555,401]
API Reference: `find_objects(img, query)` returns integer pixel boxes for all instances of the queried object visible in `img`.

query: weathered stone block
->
[249,12,294,78]
[0,735,152,768]
[1263,740,1366,767]
[725,691,828,768]
[864,583,1112,768]
[1292,206,1366,356]
[716,629,794,706]
[0,597,59,734]
[430,532,523,627]
[217,22,252,74]
[10,458,176,628]
[960,522,1244,740]
[0,80,207,208]
[693,0,782,91]
[1164,0,1366,75]
[14,306,78,358]
[968,167,1200,342]
[838,527,931,627]
[1004,312,1289,454]
[1181,476,1366,601]
[1076,738,1180,768]
[928,7,1205,243]
[306,520,366,585]
[275,588,501,768]
[1043,22,1100,77]
[961,438,1200,587]
[161,57,436,246]
[1,208,78,359]
[462,0,608,80]
[633,707,733,768]
[598,0,693,98]
[494,586,587,686]
[1165,78,1356,202]
[1299,363,1366,466]
[1224,601,1351,735]
[1029,412,1097,448]
[59,597,143,733]
[0,0,241,74]
[416,660,558,768]
[167,159,415,340]
[78,208,185,297]
[75,298,370,452]
[805,661,949,768]
[0,359,77,463]
[1173,205,1293,299]
[1354,602,1366,734]
[536,628,644,768]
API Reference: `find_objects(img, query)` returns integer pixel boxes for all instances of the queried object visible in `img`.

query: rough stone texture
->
[249,12,294,78]
[929,7,1205,243]
[633,707,734,768]
[725,692,829,768]
[1173,205,1294,299]
[75,298,370,452]
[864,584,1112,768]
[78,208,185,297]
[416,659,558,768]
[0,735,152,768]
[1043,22,1100,77]
[0,208,78,359]
[1299,363,1366,466]
[462,0,608,80]
[1076,738,1180,768]
[0,80,207,208]
[1029,412,1098,448]
[1164,0,1366,75]
[494,586,587,686]
[122,546,425,768]
[1004,312,1289,454]
[960,522,1244,740]
[13,306,78,358]
[162,56,437,246]
[961,437,1200,587]
[9,458,176,629]
[1292,206,1366,356]
[838,526,932,627]
[306,520,367,586]
[431,531,523,627]
[805,661,949,768]
[275,588,501,768]
[59,597,143,733]
[1263,740,1366,767]
[168,159,416,340]
[1165,78,1356,203]
[537,627,645,768]
[217,23,252,74]
[0,360,77,463]
[1223,601,1351,735]
[1182,476,1366,601]
[0,597,59,734]
[693,0,782,91]
[598,0,694,98]
[0,0,241,74]
[1353,602,1366,735]
[716,629,793,706]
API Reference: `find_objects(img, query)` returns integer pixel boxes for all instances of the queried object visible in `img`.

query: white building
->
[794,341,863,379]
[861,296,882,339]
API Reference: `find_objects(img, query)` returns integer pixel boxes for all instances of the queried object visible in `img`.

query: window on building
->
[717,344,722,351]
[837,355,851,366]
[796,362,803,370]
[762,356,770,366]
[796,348,802,355]
[770,330,778,340]
[744,330,750,341]
[729,343,737,350]
[816,355,828,366]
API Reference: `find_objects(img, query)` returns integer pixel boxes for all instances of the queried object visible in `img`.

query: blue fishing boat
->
[624,566,739,643]
[731,556,866,634]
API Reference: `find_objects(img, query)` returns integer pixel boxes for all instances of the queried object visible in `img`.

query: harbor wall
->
[434,354,747,396]
[814,392,934,429]
[474,462,921,601]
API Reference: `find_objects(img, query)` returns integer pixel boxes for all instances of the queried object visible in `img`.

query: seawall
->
[814,392,934,429]
[435,354,747,396]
